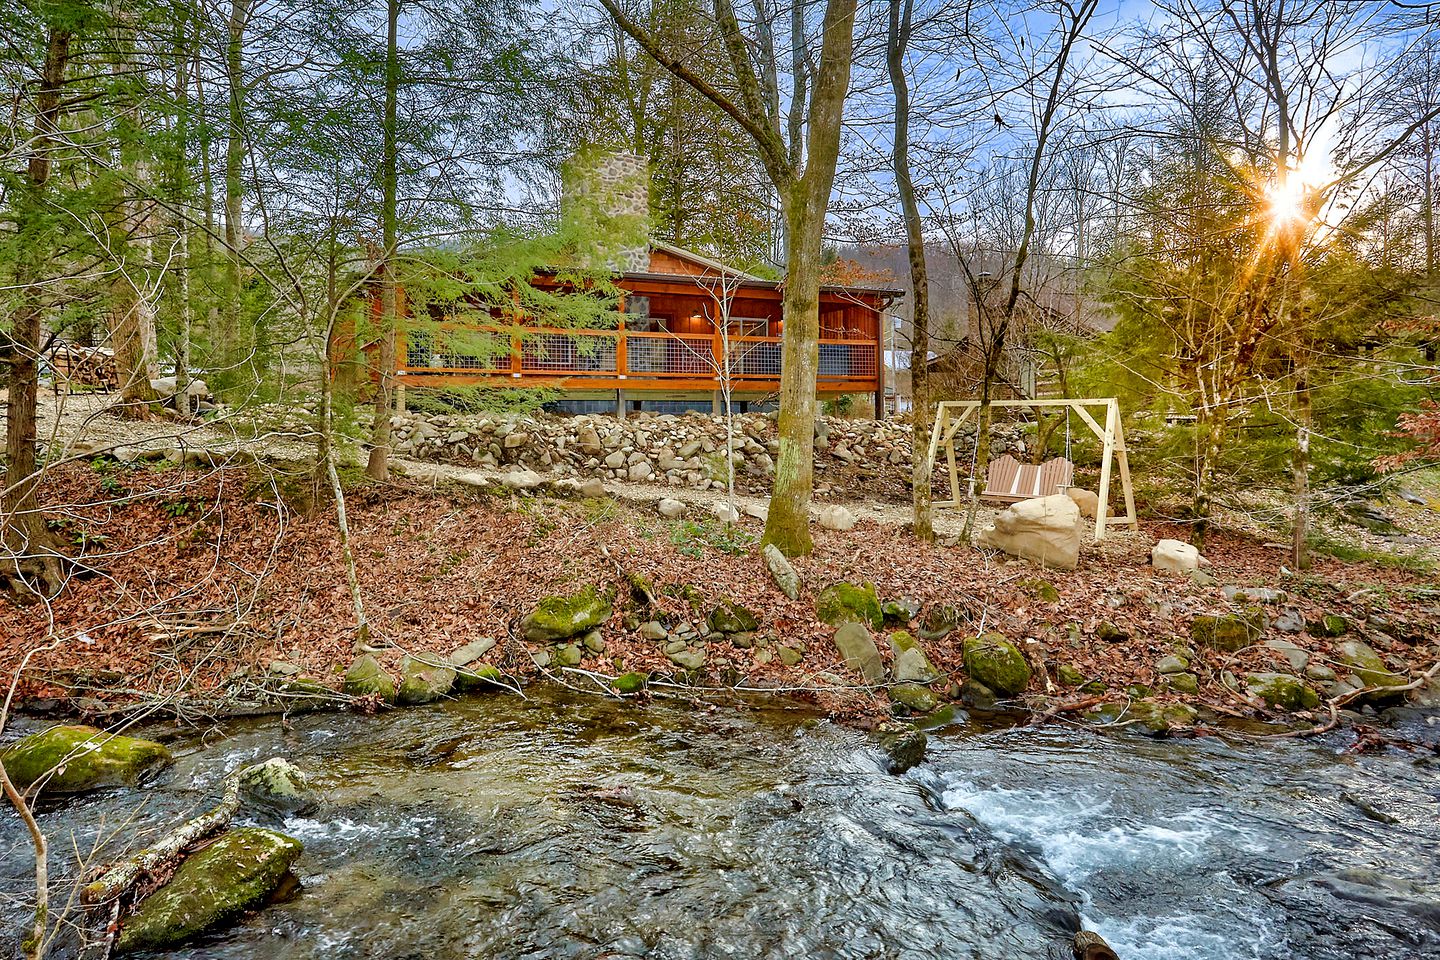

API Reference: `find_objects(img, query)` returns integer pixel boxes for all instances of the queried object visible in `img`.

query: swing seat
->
[981,454,1075,504]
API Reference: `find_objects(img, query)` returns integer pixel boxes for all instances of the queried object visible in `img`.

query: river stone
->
[1308,613,1349,637]
[1057,664,1085,686]
[667,647,705,670]
[816,581,883,628]
[555,643,584,667]
[1336,639,1405,689]
[449,638,496,668]
[521,585,613,642]
[1096,699,1198,734]
[1246,672,1321,711]
[612,672,647,694]
[1156,655,1189,674]
[777,645,804,666]
[657,497,686,518]
[579,478,607,498]
[963,634,1031,697]
[877,726,927,775]
[763,543,802,600]
[833,623,885,683]
[453,663,504,692]
[1,725,171,794]
[960,679,998,709]
[889,632,938,683]
[881,597,921,623]
[1192,609,1263,652]
[1165,672,1200,694]
[1274,608,1305,633]
[397,655,457,705]
[343,655,396,703]
[1264,638,1309,672]
[1152,538,1204,574]
[890,683,939,713]
[920,604,969,641]
[1305,663,1338,683]
[239,758,318,815]
[977,494,1082,570]
[115,828,303,953]
[707,600,760,634]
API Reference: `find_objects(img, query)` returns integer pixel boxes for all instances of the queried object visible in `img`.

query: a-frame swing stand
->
[925,397,1138,540]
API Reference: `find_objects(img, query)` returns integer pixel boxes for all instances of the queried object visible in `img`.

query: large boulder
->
[396,654,457,705]
[520,585,613,642]
[343,655,396,703]
[815,581,883,628]
[977,495,1082,570]
[963,634,1032,697]
[1152,538,1205,574]
[239,758,319,815]
[1066,487,1100,519]
[116,828,303,953]
[832,623,885,683]
[1,725,170,794]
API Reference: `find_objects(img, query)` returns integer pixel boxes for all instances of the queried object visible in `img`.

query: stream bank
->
[3,687,1438,959]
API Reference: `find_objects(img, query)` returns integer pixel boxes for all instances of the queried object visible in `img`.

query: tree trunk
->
[3,26,71,602]
[366,0,401,482]
[1291,369,1311,569]
[1193,405,1224,550]
[222,0,251,389]
[887,0,933,542]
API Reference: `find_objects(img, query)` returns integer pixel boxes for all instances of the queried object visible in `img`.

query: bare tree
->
[598,0,859,556]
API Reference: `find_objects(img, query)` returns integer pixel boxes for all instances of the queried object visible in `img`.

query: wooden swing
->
[925,397,1138,540]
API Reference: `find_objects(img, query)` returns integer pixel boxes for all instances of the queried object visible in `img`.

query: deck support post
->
[615,389,627,419]
[711,390,722,415]
[394,383,406,414]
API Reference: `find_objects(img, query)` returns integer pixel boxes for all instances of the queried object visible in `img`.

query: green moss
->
[611,672,647,695]
[116,828,302,953]
[1191,608,1263,652]
[520,585,613,642]
[453,663,504,692]
[343,655,396,703]
[1,725,170,794]
[1057,664,1085,686]
[962,634,1031,697]
[1336,639,1405,688]
[1020,578,1061,604]
[1245,672,1321,710]
[889,683,939,713]
[815,581,883,628]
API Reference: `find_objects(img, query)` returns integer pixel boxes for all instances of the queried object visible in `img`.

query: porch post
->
[616,389,627,419]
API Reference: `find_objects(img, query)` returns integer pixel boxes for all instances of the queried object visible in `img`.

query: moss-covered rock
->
[611,672,647,695]
[1020,578,1061,604]
[520,585,613,642]
[1245,672,1321,711]
[815,582,883,628]
[889,631,939,683]
[1308,613,1348,637]
[919,604,969,640]
[1094,699,1198,734]
[1057,664,1085,686]
[1336,639,1406,690]
[890,683,939,713]
[706,600,760,635]
[453,663,504,692]
[1,725,170,794]
[396,655,456,705]
[1164,672,1200,695]
[962,634,1031,697]
[881,597,920,624]
[1191,608,1264,652]
[343,655,396,703]
[876,725,927,775]
[116,828,302,953]
[239,758,318,815]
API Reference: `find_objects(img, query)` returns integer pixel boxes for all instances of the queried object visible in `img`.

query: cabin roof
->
[625,241,904,301]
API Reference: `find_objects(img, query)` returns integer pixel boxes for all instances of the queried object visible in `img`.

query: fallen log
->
[1074,930,1120,960]
[81,770,243,906]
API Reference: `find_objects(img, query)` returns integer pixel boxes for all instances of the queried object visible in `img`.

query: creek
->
[3,689,1437,959]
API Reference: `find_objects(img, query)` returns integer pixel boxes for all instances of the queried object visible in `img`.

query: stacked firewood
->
[49,343,118,391]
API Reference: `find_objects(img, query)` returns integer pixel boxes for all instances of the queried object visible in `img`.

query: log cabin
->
[350,152,901,416]
[391,240,901,416]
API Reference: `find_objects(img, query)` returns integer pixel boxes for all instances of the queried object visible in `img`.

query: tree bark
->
[887,0,934,542]
[3,26,71,601]
[222,0,251,388]
[366,0,401,482]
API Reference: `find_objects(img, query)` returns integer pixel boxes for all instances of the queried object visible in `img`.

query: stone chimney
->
[561,149,650,273]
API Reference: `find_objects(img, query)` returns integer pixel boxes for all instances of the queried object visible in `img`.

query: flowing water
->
[2,689,1437,959]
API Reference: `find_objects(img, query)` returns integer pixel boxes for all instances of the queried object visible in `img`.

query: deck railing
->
[402,326,877,384]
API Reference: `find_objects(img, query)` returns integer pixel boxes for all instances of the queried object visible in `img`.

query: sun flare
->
[1266,177,1307,226]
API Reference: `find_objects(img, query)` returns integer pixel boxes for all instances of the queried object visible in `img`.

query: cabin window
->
[725,317,769,337]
